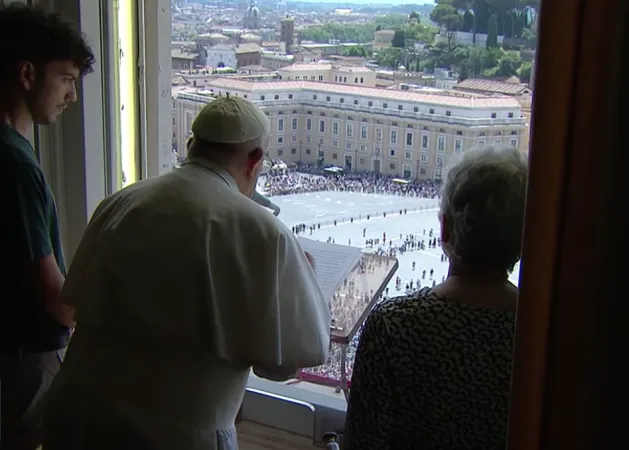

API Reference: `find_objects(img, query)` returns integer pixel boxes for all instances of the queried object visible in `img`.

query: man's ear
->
[17,61,37,91]
[246,147,263,175]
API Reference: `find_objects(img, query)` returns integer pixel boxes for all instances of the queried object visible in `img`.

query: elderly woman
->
[344,147,528,450]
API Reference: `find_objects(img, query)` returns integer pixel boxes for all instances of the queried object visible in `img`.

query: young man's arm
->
[11,164,74,327]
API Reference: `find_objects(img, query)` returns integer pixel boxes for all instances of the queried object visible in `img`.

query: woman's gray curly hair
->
[439,146,529,273]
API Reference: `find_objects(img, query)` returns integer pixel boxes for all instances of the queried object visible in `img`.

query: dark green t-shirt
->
[0,123,70,352]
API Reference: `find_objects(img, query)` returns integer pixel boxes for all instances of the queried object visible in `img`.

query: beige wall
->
[173,96,528,180]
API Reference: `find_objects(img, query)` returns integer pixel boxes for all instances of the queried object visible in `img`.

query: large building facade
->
[173,78,527,180]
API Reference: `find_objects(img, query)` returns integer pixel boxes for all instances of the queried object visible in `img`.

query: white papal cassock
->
[42,157,331,450]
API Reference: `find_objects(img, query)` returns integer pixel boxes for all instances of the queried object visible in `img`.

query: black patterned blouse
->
[344,288,516,450]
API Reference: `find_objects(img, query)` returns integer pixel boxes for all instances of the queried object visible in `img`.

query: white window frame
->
[454,138,463,153]
[437,135,446,152]
[277,118,284,133]
[360,125,367,140]
[332,120,339,136]
[421,133,429,149]
[291,117,298,131]
[376,127,382,142]
[510,138,518,148]
[319,119,325,133]
[420,153,428,163]
[346,122,353,138]
[390,129,397,145]
[306,117,312,131]
[405,132,413,147]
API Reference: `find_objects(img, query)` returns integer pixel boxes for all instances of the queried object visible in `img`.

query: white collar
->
[182,157,239,192]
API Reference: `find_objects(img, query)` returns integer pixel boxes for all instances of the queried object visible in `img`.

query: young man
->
[0,4,94,449]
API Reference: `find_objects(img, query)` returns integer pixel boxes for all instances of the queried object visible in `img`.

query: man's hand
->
[305,251,315,271]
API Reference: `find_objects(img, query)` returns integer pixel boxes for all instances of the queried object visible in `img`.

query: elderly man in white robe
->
[41,95,331,450]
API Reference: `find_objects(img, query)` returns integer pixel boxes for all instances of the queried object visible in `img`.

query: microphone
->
[252,190,281,216]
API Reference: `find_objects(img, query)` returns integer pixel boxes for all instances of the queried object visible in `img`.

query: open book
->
[297,237,363,301]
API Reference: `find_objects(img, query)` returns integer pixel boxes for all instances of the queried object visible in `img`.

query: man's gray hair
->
[439,146,528,272]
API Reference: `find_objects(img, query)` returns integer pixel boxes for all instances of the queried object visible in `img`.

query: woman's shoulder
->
[373,287,516,325]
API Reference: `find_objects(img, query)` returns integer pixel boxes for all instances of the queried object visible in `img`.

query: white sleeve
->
[252,232,331,381]
[206,223,330,381]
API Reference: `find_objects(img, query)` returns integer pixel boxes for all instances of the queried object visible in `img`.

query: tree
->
[392,30,406,48]
[486,14,499,48]
[519,62,532,82]
[430,4,463,51]
[496,51,522,77]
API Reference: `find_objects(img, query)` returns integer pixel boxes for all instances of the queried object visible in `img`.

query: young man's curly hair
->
[0,3,95,82]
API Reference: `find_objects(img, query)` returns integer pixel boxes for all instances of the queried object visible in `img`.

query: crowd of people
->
[261,162,441,198]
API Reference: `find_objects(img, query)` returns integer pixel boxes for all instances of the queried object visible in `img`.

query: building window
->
[319,75,323,81]
[361,125,367,140]
[508,112,514,118]
[446,110,452,116]
[340,98,344,103]
[274,95,279,100]
[454,139,463,153]
[278,149,283,155]
[511,130,518,135]
[260,95,265,100]
[480,131,486,136]
[332,153,338,159]
[398,105,403,110]
[406,132,413,147]
[368,101,373,107]
[360,144,367,152]
[306,148,311,155]
[437,156,445,166]
[390,130,397,144]
[414,107,419,112]
[389,162,396,170]
[306,118,312,131]
[420,167,427,175]
[326,96,331,101]
[277,118,284,132]
[405,151,412,159]
[360,157,366,164]
[420,153,428,163]
[429,108,434,114]
[383,103,388,108]
[354,99,359,105]
[491,112,497,118]
[477,140,486,147]
[318,149,324,157]
[354,77,358,83]
[291,148,297,154]
[306,135,311,143]
[510,138,518,147]
[346,123,353,138]
[437,136,445,152]
[389,149,396,157]
[292,117,298,131]
[277,136,283,144]
[288,94,293,99]
[360,77,364,83]
[456,130,463,135]
[318,138,324,145]
[494,139,502,146]
[376,128,382,141]
[313,95,317,100]
[346,142,352,149]
[332,139,338,147]
[421,134,429,149]
[333,121,340,135]
[291,135,297,142]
